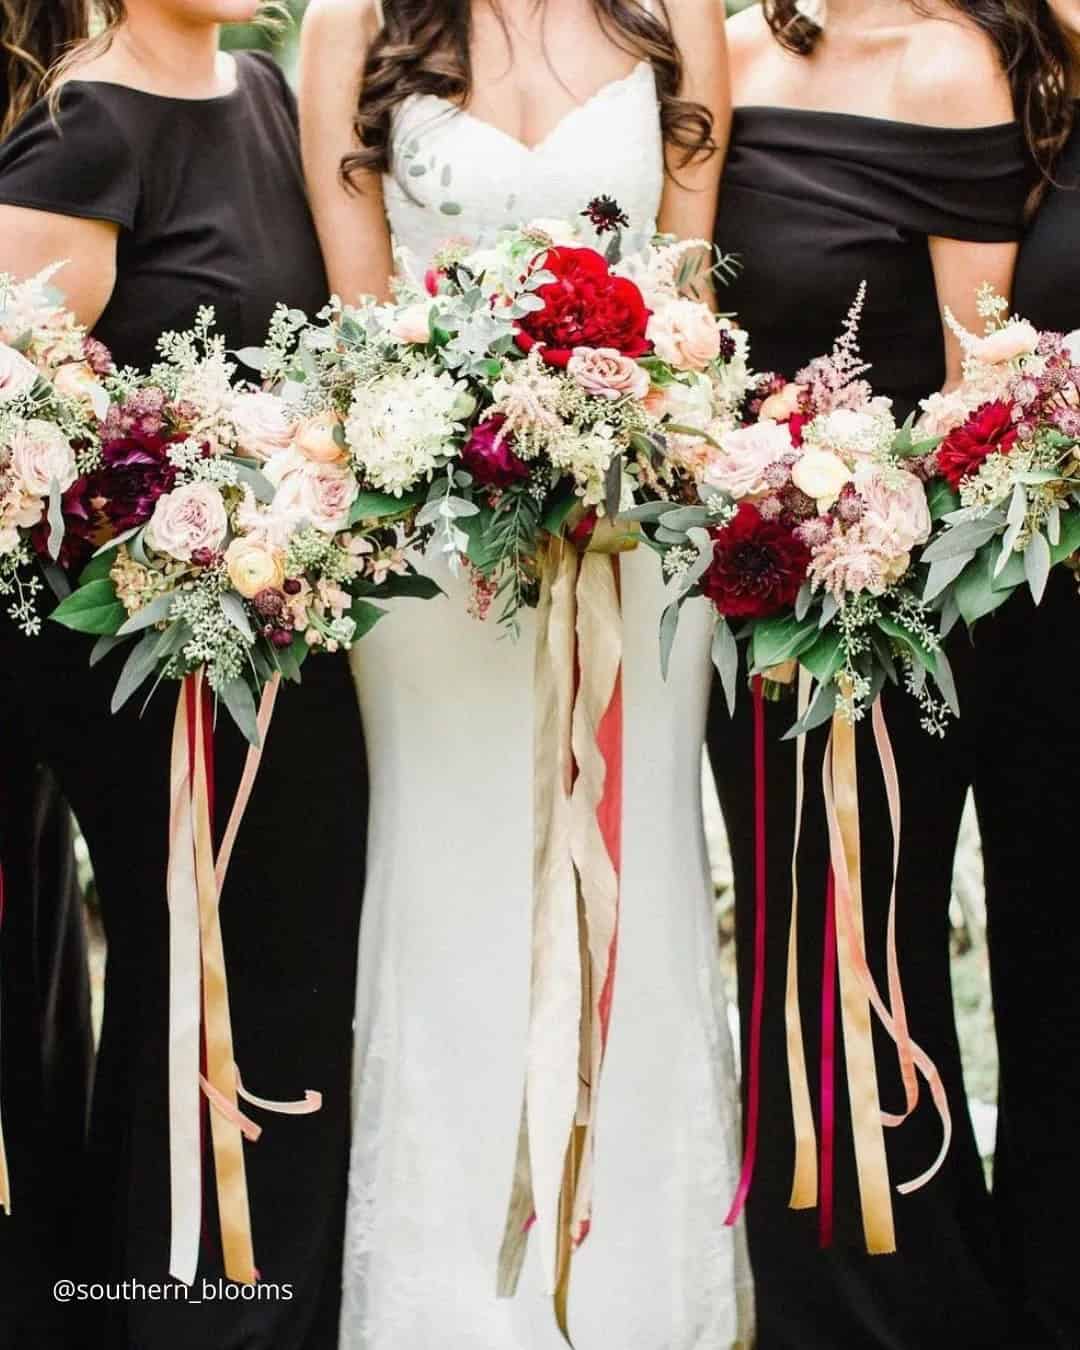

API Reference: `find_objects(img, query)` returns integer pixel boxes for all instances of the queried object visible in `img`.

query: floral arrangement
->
[631,286,954,732]
[270,198,751,633]
[50,308,436,741]
[915,286,1080,624]
[0,265,111,633]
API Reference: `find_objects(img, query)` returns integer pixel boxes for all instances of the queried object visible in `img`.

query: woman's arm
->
[0,207,117,328]
[299,0,395,304]
[929,237,1018,388]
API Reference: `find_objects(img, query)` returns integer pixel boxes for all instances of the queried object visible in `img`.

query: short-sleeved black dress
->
[708,109,1030,1350]
[970,114,1080,1350]
[0,53,368,1350]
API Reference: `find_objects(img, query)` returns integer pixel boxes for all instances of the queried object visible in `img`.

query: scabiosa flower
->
[460,414,531,488]
[936,400,1018,489]
[763,460,792,490]
[717,330,737,363]
[757,496,783,521]
[796,517,832,549]
[835,484,865,523]
[82,336,114,377]
[581,195,630,234]
[701,502,811,619]
[779,483,818,521]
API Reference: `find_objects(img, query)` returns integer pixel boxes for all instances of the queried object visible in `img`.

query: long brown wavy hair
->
[1,0,86,138]
[763,0,1076,211]
[344,0,717,186]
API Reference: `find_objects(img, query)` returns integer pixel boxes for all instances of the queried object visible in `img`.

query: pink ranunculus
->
[646,298,722,372]
[703,418,794,499]
[231,391,295,460]
[145,481,228,561]
[973,321,1039,366]
[274,458,359,535]
[388,302,435,345]
[8,419,77,497]
[853,463,931,560]
[0,343,39,404]
[566,346,650,402]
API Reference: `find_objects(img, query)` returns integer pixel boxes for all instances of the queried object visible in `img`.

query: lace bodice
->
[383,61,664,273]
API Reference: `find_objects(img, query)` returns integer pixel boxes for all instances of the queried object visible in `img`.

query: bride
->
[299,0,752,1344]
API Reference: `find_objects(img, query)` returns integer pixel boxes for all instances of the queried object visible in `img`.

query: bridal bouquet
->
[633,285,954,734]
[276,197,751,632]
[50,307,434,742]
[1,265,111,633]
[916,287,1080,623]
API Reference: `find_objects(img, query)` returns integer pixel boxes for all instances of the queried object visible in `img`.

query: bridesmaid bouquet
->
[633,285,955,733]
[917,286,1080,623]
[279,197,751,632]
[0,265,111,633]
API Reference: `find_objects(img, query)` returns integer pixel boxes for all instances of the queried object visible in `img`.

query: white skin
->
[726,0,1018,389]
[0,0,261,330]
[299,0,731,304]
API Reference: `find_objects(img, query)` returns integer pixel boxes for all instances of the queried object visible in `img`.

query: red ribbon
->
[819,867,837,1249]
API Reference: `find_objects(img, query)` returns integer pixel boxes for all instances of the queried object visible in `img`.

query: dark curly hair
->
[762,0,1076,212]
[343,0,716,186]
[1,0,86,139]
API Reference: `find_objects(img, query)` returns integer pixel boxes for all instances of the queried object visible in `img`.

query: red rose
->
[460,415,531,488]
[514,246,651,368]
[936,400,1018,489]
[702,502,810,620]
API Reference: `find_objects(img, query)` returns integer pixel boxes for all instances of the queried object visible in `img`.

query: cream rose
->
[274,460,359,535]
[388,302,435,345]
[230,391,294,460]
[0,343,38,404]
[1064,330,1080,365]
[8,419,77,497]
[791,448,852,510]
[145,481,228,561]
[225,536,286,599]
[647,298,722,372]
[973,321,1039,366]
[704,418,792,499]
[292,411,347,465]
[566,347,650,402]
[53,361,109,420]
[759,382,802,423]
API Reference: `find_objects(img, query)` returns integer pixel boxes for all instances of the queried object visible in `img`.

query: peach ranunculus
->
[759,382,802,423]
[647,297,722,372]
[8,419,77,497]
[972,321,1039,366]
[0,343,39,404]
[704,418,793,499]
[52,361,109,420]
[225,536,286,599]
[292,411,347,464]
[230,391,295,460]
[273,457,359,535]
[145,481,228,561]
[566,347,650,402]
[388,302,435,345]
[791,448,853,511]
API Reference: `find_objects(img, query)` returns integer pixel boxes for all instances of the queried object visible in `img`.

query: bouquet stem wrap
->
[498,527,629,1342]
[167,671,321,1287]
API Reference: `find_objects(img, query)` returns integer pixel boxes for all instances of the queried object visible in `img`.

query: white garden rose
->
[0,343,38,404]
[1064,330,1080,365]
[230,391,294,460]
[145,481,228,561]
[791,448,852,511]
[8,419,77,497]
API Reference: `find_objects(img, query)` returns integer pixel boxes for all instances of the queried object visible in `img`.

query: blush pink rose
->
[274,459,359,535]
[146,481,228,561]
[388,302,435,345]
[8,419,77,497]
[853,463,931,561]
[231,391,294,460]
[0,343,38,404]
[646,298,721,372]
[704,418,793,499]
[566,347,650,402]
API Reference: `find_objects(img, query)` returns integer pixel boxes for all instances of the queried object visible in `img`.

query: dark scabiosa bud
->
[717,331,737,362]
[779,484,817,521]
[253,588,285,619]
[581,195,630,234]
[270,628,295,649]
[191,547,217,568]
[282,577,303,596]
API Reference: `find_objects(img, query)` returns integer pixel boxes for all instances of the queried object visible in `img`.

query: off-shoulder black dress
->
[0,53,367,1350]
[708,110,1029,1350]
[972,116,1080,1350]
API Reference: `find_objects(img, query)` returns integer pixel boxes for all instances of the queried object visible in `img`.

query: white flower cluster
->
[344,365,473,495]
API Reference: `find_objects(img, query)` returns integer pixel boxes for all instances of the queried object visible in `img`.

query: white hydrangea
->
[548,423,620,505]
[345,365,471,495]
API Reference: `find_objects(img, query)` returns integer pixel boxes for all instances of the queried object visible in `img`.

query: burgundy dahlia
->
[936,400,1018,490]
[702,502,811,620]
[460,415,530,488]
[92,429,180,532]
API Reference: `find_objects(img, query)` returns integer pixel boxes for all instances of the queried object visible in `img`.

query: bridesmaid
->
[979,4,1080,1345]
[0,5,368,1349]
[707,2,1043,1347]
[1,6,94,1347]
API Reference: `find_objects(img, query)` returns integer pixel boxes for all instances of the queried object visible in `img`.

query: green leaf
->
[348,488,425,526]
[877,613,938,675]
[273,635,307,684]
[51,579,126,635]
[89,633,125,667]
[750,611,820,671]
[541,486,578,537]
[78,546,119,586]
[117,591,174,636]
[800,629,845,686]
[229,459,277,503]
[355,573,443,601]
[349,598,387,640]
[1050,506,1080,564]
[1024,529,1052,605]
[604,455,622,519]
[220,677,261,748]
[111,630,162,713]
[955,552,1013,627]
[659,600,681,680]
[711,619,740,717]
[927,480,961,522]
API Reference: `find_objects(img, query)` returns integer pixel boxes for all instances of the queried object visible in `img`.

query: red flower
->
[702,502,810,620]
[91,429,180,532]
[460,415,531,488]
[936,400,1018,489]
[514,246,651,368]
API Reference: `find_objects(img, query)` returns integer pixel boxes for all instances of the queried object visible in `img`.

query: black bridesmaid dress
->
[0,52,368,1349]
[975,112,1080,1350]
[709,108,1030,1350]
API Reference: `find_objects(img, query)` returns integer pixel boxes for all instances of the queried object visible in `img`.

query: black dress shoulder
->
[1013,113,1080,329]
[716,108,1030,417]
[0,50,327,370]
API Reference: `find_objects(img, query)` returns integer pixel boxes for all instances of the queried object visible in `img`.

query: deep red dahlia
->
[514,246,651,368]
[460,415,531,488]
[702,502,811,620]
[936,400,1018,490]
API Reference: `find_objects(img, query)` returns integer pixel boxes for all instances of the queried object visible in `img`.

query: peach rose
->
[646,298,722,372]
[566,347,650,402]
[8,419,77,497]
[293,411,347,465]
[53,361,109,420]
[230,391,294,460]
[758,382,802,423]
[0,343,38,404]
[704,418,792,499]
[791,448,852,511]
[973,321,1039,366]
[145,481,228,561]
[388,302,435,345]
[225,536,286,599]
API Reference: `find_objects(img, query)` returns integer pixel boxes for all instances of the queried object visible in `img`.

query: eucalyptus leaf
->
[922,513,1006,563]
[221,592,255,645]
[622,500,677,523]
[750,611,820,670]
[923,552,972,603]
[932,646,960,717]
[230,460,277,504]
[117,591,174,636]
[711,619,739,717]
[89,633,125,667]
[220,677,261,748]
[1006,481,1027,528]
[794,581,813,623]
[877,613,937,675]
[604,455,622,520]
[47,477,64,562]
[1049,504,1062,547]
[654,525,691,546]
[939,592,962,638]
[659,600,681,681]
[782,681,837,740]
[234,347,268,372]
[111,630,163,713]
[41,563,70,602]
[658,506,710,532]
[955,552,1013,627]
[818,592,838,629]
[1024,529,1052,605]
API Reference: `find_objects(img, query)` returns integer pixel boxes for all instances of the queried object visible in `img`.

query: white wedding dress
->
[340,58,753,1350]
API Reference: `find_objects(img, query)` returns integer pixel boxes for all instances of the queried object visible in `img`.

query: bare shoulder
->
[725,3,773,84]
[895,14,1014,128]
[301,0,381,53]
